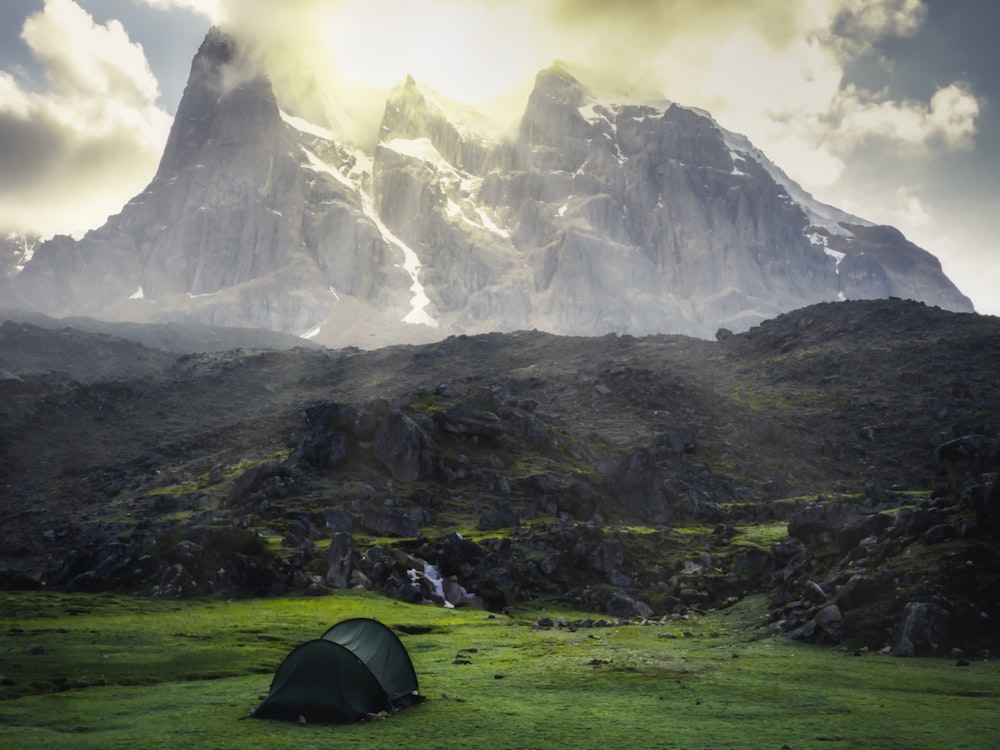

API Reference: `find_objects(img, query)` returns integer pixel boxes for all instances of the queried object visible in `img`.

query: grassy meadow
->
[0,590,996,749]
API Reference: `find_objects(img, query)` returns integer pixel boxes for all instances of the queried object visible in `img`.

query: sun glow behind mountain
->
[323,0,542,103]
[3,0,996,315]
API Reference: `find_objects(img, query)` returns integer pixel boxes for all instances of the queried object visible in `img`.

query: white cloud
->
[22,0,160,104]
[927,84,980,148]
[135,0,221,20]
[820,82,980,153]
[194,1,978,177]
[0,0,171,238]
[833,0,927,40]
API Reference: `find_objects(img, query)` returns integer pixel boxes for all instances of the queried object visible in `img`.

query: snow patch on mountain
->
[475,207,510,238]
[301,147,355,190]
[578,99,670,132]
[825,247,846,269]
[280,110,337,142]
[298,136,439,329]
[715,124,872,237]
[383,137,510,239]
[383,136,447,165]
[359,189,438,328]
[9,234,36,273]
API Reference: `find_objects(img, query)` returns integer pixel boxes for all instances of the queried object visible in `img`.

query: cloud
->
[136,0,222,20]
[831,0,927,45]
[825,82,979,151]
[191,2,978,161]
[0,0,171,238]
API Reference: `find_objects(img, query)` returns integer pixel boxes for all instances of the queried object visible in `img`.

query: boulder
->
[360,511,421,538]
[432,406,504,439]
[803,580,828,604]
[304,401,360,435]
[606,589,653,619]
[588,539,623,574]
[321,506,354,532]
[814,604,846,643]
[837,512,892,554]
[891,602,950,657]
[834,574,885,611]
[731,547,773,582]
[227,460,289,506]
[372,411,435,481]
[787,502,864,552]
[478,505,521,531]
[298,430,351,469]
[556,479,600,520]
[605,447,670,523]
[325,531,354,589]
[437,533,486,573]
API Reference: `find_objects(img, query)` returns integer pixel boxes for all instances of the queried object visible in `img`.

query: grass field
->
[1,591,997,749]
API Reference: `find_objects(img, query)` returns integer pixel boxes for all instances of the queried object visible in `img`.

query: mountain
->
[1,232,37,277]
[1,298,997,655]
[3,29,974,347]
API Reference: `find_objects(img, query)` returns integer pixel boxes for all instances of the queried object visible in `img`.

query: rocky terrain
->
[1,298,997,659]
[2,29,972,348]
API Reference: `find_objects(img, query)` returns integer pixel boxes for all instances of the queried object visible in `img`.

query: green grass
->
[730,522,790,549]
[0,592,997,749]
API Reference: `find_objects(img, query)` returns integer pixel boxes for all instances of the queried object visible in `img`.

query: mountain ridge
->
[2,28,975,348]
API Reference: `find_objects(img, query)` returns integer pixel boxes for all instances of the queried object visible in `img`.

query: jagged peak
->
[532,61,666,106]
[540,59,576,75]
[196,26,238,65]
[531,62,585,95]
[383,75,508,144]
[153,26,282,180]
[388,74,429,110]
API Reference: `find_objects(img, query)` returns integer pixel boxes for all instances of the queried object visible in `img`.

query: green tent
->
[321,618,419,703]
[251,619,421,723]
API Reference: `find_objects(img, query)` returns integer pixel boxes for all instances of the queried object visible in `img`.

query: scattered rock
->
[891,602,950,657]
[372,411,435,482]
[606,589,653,619]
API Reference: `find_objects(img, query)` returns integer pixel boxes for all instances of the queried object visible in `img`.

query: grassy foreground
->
[0,591,996,750]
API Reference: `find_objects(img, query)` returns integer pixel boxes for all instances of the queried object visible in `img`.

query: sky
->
[0,0,997,316]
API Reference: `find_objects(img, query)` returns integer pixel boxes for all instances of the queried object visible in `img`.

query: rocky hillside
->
[3,29,972,348]
[1,298,997,659]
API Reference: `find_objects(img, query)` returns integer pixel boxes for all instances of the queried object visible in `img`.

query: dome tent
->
[321,617,420,703]
[251,618,421,723]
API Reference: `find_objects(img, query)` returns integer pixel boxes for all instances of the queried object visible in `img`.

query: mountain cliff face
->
[5,30,974,346]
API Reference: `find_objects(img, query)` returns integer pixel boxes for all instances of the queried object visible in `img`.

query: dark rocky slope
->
[1,298,997,657]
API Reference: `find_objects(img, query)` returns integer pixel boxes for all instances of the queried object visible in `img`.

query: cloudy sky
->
[1,0,997,315]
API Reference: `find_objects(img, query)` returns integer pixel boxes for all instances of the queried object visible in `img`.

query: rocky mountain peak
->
[531,62,586,96]
[198,25,238,63]
[156,27,282,179]
[379,75,494,173]
[2,30,976,347]
[518,63,591,156]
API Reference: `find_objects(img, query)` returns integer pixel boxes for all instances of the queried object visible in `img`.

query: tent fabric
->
[251,639,393,723]
[321,618,419,702]
[251,618,420,724]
